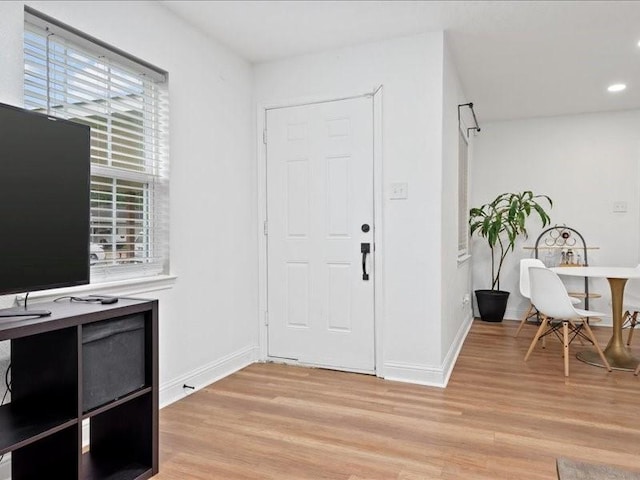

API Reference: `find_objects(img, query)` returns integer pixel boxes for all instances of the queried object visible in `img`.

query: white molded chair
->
[515,258,581,338]
[525,267,611,377]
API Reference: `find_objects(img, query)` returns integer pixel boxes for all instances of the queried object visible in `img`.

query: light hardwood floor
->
[156,320,640,479]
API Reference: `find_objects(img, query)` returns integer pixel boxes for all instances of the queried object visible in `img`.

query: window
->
[458,129,469,256]
[23,9,169,282]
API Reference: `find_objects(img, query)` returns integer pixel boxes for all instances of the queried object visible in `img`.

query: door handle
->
[361,243,370,281]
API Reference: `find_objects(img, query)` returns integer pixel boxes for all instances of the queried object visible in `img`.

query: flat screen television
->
[0,102,90,316]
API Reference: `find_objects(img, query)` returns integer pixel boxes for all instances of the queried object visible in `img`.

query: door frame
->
[256,86,385,376]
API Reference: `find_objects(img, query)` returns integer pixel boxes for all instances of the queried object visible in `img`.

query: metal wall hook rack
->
[458,102,481,136]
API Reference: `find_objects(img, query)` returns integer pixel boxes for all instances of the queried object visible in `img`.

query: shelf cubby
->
[0,403,76,455]
[12,423,79,478]
[82,393,153,480]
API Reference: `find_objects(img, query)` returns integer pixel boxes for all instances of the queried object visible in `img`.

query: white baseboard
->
[441,312,474,386]
[382,312,474,388]
[382,361,448,387]
[159,345,260,408]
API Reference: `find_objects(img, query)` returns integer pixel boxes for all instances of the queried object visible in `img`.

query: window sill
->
[17,274,177,304]
[457,254,471,266]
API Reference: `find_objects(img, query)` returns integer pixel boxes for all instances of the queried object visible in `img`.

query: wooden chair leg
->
[582,320,612,372]
[635,362,640,376]
[525,315,549,361]
[627,312,638,346]
[515,303,535,338]
[563,321,569,377]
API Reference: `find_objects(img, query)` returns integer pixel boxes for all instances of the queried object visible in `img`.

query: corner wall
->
[440,40,473,379]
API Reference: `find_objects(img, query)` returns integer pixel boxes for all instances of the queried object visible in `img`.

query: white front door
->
[266,97,375,372]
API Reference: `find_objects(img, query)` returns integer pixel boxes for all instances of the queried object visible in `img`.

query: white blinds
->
[24,12,169,282]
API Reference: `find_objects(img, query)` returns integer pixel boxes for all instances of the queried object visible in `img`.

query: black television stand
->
[0,297,158,479]
[0,307,51,318]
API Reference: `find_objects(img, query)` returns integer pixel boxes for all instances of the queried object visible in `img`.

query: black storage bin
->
[82,314,145,412]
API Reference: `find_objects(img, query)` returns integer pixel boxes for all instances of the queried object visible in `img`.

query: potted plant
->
[469,191,552,322]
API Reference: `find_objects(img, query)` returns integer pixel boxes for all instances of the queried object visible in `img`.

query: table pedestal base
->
[576,349,639,371]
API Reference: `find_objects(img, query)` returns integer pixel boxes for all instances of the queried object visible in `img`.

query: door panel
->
[266,97,374,372]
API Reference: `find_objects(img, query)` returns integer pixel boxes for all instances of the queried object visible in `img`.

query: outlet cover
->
[613,201,628,213]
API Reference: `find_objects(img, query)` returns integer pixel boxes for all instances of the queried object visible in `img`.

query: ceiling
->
[161,1,640,122]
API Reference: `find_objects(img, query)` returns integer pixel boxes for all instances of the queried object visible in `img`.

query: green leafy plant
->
[469,191,552,290]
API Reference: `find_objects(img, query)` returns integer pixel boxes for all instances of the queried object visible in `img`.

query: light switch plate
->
[390,182,408,200]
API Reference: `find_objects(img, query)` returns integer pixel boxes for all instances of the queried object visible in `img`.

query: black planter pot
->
[475,289,510,322]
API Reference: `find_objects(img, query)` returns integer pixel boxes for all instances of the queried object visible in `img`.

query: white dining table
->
[550,266,640,371]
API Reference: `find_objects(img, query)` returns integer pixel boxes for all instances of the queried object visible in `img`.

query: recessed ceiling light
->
[607,83,627,93]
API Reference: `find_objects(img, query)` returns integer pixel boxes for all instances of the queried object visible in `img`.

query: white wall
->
[0,1,259,406]
[440,41,473,371]
[254,33,459,385]
[471,109,640,323]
